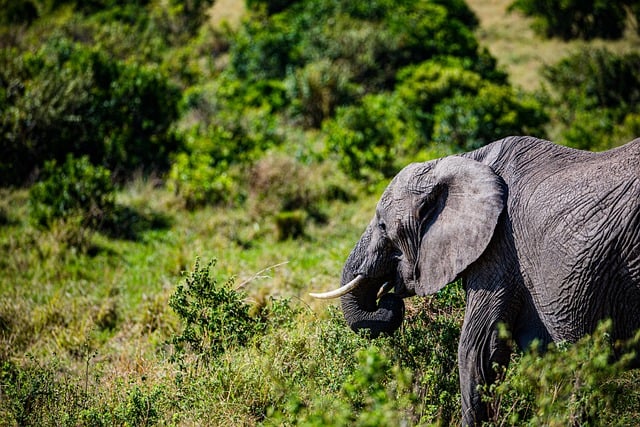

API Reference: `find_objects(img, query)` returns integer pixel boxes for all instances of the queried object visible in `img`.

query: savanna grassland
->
[1,0,640,425]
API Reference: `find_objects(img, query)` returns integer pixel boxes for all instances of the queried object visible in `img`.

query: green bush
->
[395,58,486,135]
[230,0,490,100]
[510,0,635,40]
[0,37,181,186]
[432,84,548,151]
[167,149,236,209]
[558,108,616,151]
[543,48,640,111]
[0,359,86,426]
[29,155,115,229]
[543,48,640,150]
[169,259,259,364]
[326,57,545,179]
[324,93,419,181]
[487,321,640,425]
[286,59,357,128]
[270,345,417,426]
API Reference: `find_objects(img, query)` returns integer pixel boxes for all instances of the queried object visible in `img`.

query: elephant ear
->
[415,156,505,296]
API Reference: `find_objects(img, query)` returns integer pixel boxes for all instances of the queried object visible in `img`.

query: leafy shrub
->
[432,84,548,151]
[29,155,115,229]
[326,57,544,179]
[0,37,181,185]
[169,259,259,364]
[324,93,419,181]
[395,58,486,135]
[167,149,236,209]
[274,210,307,241]
[558,108,616,151]
[509,0,634,40]
[543,48,640,111]
[286,59,357,128]
[273,345,417,426]
[487,321,640,426]
[397,59,485,111]
[543,48,640,150]
[0,359,85,426]
[230,0,491,100]
[114,385,164,427]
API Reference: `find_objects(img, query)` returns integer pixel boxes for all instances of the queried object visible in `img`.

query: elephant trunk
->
[339,277,405,338]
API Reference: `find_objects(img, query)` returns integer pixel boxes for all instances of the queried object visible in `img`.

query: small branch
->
[236,261,290,289]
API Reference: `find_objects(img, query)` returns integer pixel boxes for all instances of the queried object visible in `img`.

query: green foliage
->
[0,37,181,185]
[168,78,286,208]
[543,48,640,150]
[487,321,640,426]
[326,58,547,179]
[274,210,307,240]
[29,155,115,229]
[510,0,638,40]
[432,84,548,151]
[231,0,485,99]
[169,258,258,363]
[544,48,640,111]
[167,149,236,209]
[286,59,357,128]
[0,358,85,426]
[0,357,167,427]
[324,93,420,181]
[115,384,164,427]
[270,345,418,426]
[558,109,617,151]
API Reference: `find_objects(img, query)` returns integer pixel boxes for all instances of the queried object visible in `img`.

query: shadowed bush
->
[0,37,181,185]
[29,155,115,230]
[510,0,634,40]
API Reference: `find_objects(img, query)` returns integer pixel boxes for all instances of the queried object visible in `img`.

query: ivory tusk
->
[309,275,364,299]
[376,282,394,299]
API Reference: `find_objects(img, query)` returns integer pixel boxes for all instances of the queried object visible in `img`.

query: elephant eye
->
[378,221,387,233]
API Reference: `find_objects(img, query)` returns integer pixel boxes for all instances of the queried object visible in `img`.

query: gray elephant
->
[311,136,640,426]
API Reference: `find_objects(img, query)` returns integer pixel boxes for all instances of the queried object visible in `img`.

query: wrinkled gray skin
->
[338,136,640,426]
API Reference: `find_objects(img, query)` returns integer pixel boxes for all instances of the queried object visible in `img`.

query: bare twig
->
[236,261,290,289]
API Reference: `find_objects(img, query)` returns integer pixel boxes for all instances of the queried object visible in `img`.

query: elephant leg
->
[458,289,513,426]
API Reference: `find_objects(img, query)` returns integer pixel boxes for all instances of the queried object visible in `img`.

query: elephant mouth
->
[310,270,409,301]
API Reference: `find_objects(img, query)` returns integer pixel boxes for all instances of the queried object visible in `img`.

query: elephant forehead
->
[385,163,435,195]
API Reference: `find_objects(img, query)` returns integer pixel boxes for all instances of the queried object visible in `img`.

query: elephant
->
[310,136,640,426]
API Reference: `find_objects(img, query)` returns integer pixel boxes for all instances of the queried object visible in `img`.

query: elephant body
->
[312,136,640,425]
[475,139,640,345]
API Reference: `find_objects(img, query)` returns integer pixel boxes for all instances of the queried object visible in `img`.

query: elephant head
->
[311,156,505,336]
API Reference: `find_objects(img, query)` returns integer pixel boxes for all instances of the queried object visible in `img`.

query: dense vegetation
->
[1,0,639,425]
[510,0,640,40]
